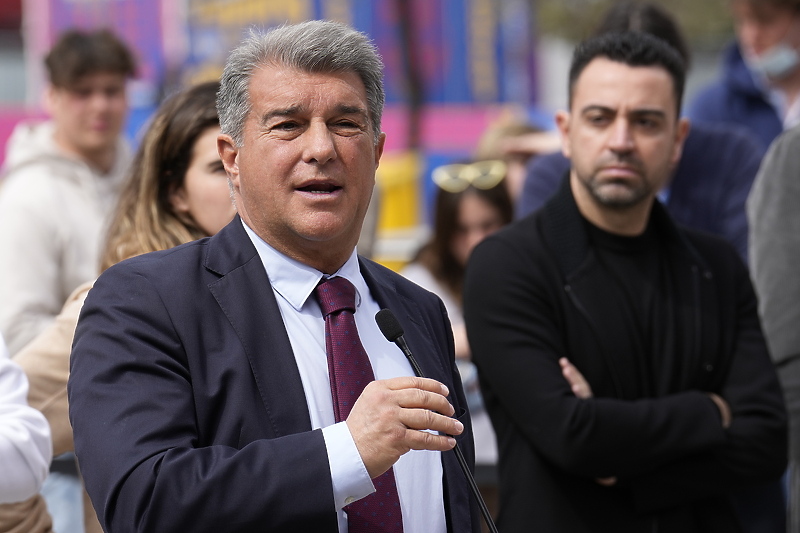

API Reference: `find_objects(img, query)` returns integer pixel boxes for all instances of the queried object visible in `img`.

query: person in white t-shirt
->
[0,333,51,504]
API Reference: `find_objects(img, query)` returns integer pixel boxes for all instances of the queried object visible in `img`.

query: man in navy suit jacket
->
[68,21,478,533]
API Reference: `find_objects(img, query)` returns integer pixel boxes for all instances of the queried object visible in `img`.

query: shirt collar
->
[241,219,365,311]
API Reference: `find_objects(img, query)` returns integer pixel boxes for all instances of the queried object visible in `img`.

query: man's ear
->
[671,117,691,167]
[555,110,572,159]
[217,134,240,184]
[373,132,386,169]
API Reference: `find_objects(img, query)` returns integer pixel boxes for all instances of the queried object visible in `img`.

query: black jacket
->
[464,179,787,533]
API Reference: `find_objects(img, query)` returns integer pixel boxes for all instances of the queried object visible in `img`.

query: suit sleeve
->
[68,267,336,533]
[748,126,800,364]
[464,232,784,504]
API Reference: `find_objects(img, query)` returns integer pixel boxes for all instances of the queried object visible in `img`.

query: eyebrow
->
[580,105,667,119]
[260,106,302,125]
[259,104,368,125]
[337,104,368,118]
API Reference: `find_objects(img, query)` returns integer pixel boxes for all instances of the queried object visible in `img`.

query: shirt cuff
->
[322,421,375,510]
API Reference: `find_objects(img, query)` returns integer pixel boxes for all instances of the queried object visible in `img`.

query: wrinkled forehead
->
[571,58,679,117]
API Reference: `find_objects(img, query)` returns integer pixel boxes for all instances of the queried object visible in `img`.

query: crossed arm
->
[465,233,786,511]
[558,357,732,487]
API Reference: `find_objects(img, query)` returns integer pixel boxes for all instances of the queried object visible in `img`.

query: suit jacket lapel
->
[360,258,475,533]
[205,218,312,437]
[360,258,449,385]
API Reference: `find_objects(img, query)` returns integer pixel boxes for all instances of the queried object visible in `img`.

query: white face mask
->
[748,42,800,80]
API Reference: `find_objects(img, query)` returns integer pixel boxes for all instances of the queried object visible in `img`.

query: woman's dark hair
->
[415,181,513,302]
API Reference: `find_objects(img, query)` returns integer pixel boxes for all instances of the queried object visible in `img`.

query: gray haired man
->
[69,20,479,533]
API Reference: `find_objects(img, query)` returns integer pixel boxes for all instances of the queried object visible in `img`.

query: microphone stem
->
[404,350,499,533]
[452,442,499,533]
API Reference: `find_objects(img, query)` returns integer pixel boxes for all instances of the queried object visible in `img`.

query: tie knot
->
[314,276,357,317]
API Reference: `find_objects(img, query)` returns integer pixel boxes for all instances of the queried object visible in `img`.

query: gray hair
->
[217,20,385,146]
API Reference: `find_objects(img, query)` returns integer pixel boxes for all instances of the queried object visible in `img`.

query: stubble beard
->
[582,176,650,209]
[578,158,652,210]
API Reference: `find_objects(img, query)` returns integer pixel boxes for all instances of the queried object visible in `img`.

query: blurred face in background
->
[732,0,800,79]
[46,71,128,166]
[450,189,506,266]
[170,126,236,236]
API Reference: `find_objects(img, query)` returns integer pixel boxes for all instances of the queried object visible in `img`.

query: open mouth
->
[297,182,342,194]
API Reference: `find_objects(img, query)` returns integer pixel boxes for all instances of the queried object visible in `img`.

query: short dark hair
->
[45,28,137,89]
[568,31,686,117]
[593,1,690,68]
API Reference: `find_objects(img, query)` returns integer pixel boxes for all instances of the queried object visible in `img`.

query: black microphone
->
[375,308,499,533]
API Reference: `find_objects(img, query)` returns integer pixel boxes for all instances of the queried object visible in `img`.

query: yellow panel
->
[375,150,422,231]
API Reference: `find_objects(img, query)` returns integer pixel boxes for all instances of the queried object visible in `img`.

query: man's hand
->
[707,392,732,429]
[559,358,617,486]
[560,357,593,399]
[346,376,463,479]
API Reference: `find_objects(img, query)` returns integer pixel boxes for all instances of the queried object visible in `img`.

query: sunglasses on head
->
[431,160,507,193]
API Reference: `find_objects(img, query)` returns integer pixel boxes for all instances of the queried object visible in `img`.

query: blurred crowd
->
[1,0,800,531]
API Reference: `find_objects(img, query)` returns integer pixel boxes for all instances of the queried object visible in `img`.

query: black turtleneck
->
[584,218,675,396]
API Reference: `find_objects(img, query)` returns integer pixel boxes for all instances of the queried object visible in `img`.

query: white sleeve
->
[0,336,52,503]
[322,421,375,510]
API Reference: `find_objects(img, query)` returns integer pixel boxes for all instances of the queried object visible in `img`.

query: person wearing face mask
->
[689,0,800,150]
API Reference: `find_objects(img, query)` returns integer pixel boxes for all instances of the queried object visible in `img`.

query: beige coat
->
[0,121,128,355]
[0,282,100,533]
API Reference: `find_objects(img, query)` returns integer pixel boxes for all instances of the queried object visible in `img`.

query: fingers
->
[706,392,732,429]
[346,377,461,478]
[390,385,455,417]
[559,357,593,399]
[398,403,463,435]
[596,476,618,486]
[384,375,450,396]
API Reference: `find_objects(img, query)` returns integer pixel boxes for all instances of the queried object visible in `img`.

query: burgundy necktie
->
[314,276,404,533]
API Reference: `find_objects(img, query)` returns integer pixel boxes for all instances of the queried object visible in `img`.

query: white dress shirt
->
[0,333,52,503]
[243,221,446,533]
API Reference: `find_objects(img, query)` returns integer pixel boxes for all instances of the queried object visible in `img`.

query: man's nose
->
[304,121,336,164]
[88,91,116,112]
[608,119,634,153]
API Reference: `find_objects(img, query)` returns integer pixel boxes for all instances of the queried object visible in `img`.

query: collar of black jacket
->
[540,173,708,278]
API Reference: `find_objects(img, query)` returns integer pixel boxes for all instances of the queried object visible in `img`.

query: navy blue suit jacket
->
[68,216,478,533]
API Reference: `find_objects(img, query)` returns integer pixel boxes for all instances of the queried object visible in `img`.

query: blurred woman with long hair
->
[0,80,235,533]
[401,159,513,511]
